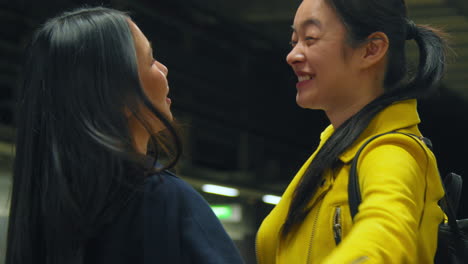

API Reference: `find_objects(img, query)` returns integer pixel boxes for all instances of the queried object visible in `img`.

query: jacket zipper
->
[306,193,326,263]
[333,206,342,245]
[351,256,369,263]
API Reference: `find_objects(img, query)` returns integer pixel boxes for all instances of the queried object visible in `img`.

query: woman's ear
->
[359,32,389,69]
[124,105,137,119]
[124,107,131,118]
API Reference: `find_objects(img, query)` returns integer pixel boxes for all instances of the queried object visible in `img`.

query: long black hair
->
[6,7,182,263]
[282,0,448,237]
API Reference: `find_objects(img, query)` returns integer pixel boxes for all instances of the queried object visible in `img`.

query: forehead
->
[293,0,336,29]
[128,20,149,54]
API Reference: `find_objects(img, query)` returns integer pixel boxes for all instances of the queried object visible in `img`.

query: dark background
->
[0,0,468,262]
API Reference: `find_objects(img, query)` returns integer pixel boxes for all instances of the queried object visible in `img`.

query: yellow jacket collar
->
[320,99,421,164]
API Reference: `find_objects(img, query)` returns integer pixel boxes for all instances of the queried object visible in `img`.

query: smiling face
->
[129,20,173,121]
[286,0,364,113]
[127,20,175,153]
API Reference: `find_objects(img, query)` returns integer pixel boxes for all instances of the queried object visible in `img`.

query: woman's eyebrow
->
[148,41,154,58]
[291,18,322,32]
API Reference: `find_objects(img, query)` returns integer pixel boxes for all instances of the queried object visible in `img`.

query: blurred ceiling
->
[185,0,468,98]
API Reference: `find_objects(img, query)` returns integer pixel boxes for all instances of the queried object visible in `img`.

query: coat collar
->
[319,99,421,164]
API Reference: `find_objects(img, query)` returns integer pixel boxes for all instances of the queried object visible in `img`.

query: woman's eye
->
[289,37,317,47]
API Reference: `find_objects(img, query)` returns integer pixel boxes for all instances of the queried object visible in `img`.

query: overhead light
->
[262,195,281,205]
[202,184,239,197]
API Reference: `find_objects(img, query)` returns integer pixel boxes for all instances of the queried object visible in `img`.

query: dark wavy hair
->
[282,0,448,237]
[6,7,182,264]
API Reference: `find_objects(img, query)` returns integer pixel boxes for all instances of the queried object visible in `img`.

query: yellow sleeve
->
[322,137,428,263]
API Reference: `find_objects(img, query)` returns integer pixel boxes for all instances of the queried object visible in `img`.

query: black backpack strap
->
[348,133,466,261]
[443,173,463,214]
[440,173,463,236]
[348,131,430,220]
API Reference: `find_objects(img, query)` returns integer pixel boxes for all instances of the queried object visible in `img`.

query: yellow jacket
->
[256,99,445,264]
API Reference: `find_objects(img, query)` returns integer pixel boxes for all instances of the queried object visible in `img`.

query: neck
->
[326,83,384,129]
[128,117,149,154]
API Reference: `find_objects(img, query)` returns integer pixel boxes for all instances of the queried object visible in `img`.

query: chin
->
[296,95,319,110]
[165,111,174,122]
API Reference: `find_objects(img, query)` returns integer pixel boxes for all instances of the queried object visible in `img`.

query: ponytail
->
[406,21,447,96]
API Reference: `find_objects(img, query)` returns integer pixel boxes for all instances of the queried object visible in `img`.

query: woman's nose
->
[157,61,168,76]
[286,46,305,66]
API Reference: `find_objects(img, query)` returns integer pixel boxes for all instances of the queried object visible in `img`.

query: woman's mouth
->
[296,74,315,89]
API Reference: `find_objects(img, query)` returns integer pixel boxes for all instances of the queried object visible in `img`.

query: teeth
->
[298,75,312,82]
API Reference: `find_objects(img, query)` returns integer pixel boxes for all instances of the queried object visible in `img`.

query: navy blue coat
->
[84,170,244,263]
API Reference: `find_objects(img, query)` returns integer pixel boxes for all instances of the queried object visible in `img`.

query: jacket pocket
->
[333,206,342,245]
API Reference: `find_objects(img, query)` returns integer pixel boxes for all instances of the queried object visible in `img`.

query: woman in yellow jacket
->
[256,0,448,263]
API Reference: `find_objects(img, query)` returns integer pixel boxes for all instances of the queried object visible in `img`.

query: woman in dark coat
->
[6,7,244,264]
